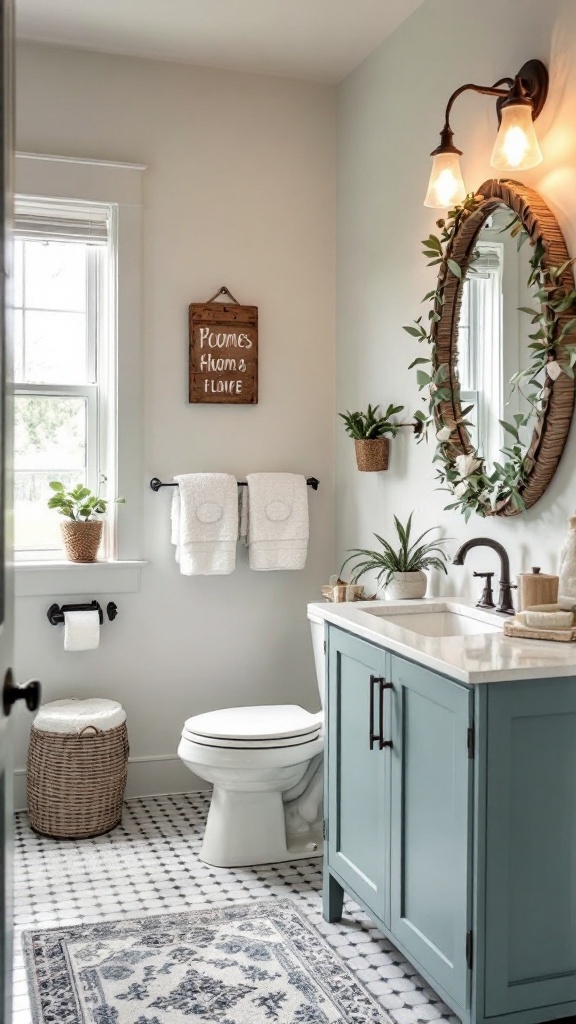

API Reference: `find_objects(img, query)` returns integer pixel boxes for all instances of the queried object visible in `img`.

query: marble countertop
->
[308,598,576,685]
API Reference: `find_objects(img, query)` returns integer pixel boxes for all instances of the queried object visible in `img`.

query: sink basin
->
[360,607,502,638]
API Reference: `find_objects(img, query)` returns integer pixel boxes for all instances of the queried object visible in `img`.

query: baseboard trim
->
[13,754,208,812]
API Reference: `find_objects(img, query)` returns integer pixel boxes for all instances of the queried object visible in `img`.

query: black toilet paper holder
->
[47,601,118,626]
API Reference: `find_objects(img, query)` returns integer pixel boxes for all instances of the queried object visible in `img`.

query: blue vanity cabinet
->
[324,624,576,1024]
[324,626,391,925]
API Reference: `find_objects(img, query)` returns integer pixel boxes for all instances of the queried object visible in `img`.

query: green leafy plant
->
[403,192,576,521]
[47,475,125,522]
[340,512,450,589]
[339,403,404,439]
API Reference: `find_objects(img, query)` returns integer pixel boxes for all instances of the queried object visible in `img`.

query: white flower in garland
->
[436,426,452,442]
[454,481,469,498]
[454,453,482,479]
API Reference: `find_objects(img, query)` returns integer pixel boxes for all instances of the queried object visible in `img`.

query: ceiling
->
[15,0,426,84]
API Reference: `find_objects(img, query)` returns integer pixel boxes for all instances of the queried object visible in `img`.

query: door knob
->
[2,669,41,716]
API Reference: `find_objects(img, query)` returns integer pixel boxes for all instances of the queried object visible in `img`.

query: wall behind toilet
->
[335,0,576,593]
[13,44,336,805]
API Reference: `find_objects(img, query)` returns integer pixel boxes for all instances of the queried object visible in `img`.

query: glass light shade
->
[490,102,543,170]
[424,151,467,209]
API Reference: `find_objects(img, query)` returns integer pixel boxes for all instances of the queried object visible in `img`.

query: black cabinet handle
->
[369,674,378,749]
[378,678,393,749]
[369,675,393,750]
[2,669,41,716]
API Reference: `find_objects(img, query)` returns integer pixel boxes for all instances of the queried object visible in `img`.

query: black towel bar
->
[150,476,320,492]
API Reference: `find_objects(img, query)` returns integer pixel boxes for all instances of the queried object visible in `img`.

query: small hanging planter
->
[339,403,404,474]
[354,437,390,472]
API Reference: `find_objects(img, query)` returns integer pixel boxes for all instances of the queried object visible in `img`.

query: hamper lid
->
[33,698,126,734]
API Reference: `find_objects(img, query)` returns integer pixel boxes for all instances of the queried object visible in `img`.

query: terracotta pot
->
[386,571,427,600]
[60,519,103,563]
[354,437,389,472]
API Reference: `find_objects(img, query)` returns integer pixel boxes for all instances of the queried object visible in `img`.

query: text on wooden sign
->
[189,301,258,404]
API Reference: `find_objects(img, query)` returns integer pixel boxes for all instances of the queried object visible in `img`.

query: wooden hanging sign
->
[189,289,258,404]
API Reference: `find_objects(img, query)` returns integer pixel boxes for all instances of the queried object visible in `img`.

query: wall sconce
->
[424,59,548,209]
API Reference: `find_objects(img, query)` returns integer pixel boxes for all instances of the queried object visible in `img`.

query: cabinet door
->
[390,656,472,1011]
[483,679,576,1017]
[327,628,391,924]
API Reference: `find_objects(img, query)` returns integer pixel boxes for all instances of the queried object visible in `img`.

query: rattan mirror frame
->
[434,178,576,517]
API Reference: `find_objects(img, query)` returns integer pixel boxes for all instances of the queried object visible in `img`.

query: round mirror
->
[425,179,576,518]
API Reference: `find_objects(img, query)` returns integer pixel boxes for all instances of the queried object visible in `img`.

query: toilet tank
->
[307,611,326,711]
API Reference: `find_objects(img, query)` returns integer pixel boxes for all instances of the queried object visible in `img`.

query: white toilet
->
[177,611,325,867]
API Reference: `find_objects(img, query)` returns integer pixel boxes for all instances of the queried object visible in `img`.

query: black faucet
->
[453,538,516,615]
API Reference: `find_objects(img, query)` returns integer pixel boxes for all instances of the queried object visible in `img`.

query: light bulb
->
[490,102,543,171]
[424,151,467,209]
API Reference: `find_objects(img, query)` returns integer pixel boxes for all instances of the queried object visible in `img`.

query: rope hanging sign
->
[189,286,258,404]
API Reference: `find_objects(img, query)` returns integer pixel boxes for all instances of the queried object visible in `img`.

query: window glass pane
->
[13,310,23,382]
[22,310,87,383]
[14,395,87,552]
[24,240,86,312]
[14,239,23,308]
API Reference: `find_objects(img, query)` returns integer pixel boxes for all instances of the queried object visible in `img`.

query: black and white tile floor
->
[13,792,460,1024]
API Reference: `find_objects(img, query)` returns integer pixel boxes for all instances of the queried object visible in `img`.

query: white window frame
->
[13,154,146,596]
[13,214,105,560]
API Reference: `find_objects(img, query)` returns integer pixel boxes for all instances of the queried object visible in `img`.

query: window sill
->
[14,559,147,598]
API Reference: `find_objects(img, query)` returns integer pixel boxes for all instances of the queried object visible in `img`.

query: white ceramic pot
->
[386,571,427,600]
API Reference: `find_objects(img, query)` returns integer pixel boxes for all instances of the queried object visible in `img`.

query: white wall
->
[336,0,576,597]
[13,44,335,805]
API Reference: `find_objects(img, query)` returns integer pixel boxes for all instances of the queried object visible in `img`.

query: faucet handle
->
[473,571,496,609]
[496,580,517,615]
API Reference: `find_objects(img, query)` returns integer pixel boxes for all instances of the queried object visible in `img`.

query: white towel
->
[171,473,238,575]
[245,473,309,571]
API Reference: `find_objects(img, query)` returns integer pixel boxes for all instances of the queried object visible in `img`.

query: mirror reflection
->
[457,203,539,473]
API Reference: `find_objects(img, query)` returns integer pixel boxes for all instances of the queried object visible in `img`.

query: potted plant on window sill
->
[339,403,404,471]
[340,512,450,600]
[47,476,125,563]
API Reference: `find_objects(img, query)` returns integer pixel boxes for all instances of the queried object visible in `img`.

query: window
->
[13,153,145,593]
[13,199,114,560]
[458,243,503,467]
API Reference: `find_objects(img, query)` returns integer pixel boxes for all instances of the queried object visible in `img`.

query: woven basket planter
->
[354,437,389,472]
[27,722,129,839]
[60,519,103,562]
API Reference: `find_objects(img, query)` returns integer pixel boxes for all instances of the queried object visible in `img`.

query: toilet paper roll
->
[63,610,100,652]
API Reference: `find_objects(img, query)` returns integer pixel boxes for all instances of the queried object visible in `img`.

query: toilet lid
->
[183,704,321,745]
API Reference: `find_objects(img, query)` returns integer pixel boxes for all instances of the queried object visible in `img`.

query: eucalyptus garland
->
[404,193,576,521]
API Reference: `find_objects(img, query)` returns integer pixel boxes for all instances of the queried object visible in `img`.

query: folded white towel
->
[517,609,574,630]
[245,473,309,571]
[171,473,238,575]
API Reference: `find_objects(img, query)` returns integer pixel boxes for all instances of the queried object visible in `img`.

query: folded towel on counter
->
[244,473,309,570]
[516,608,575,630]
[171,473,238,575]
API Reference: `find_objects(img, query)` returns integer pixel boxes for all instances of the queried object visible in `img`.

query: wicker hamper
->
[27,699,129,839]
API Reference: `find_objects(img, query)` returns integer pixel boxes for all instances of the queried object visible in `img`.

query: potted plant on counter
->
[339,403,404,471]
[340,512,450,599]
[47,475,125,563]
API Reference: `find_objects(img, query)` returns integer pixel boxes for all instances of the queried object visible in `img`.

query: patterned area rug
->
[23,897,389,1023]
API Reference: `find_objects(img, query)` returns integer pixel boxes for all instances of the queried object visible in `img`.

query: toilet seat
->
[183,704,321,750]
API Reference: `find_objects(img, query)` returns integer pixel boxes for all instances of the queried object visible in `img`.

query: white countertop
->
[308,598,576,685]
